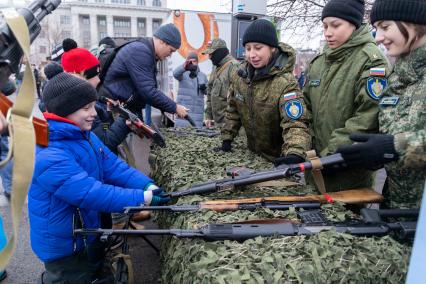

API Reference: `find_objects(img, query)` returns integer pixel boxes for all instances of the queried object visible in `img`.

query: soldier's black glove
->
[273,154,305,167]
[336,133,399,170]
[214,140,232,152]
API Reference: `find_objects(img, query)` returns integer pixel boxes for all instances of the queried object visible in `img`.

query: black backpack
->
[98,39,141,86]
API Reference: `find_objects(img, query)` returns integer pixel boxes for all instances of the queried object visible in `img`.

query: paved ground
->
[0,102,163,283]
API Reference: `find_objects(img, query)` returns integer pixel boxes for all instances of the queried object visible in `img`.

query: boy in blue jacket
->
[28,71,168,283]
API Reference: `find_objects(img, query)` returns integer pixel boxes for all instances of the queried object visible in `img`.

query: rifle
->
[124,201,321,213]
[0,94,48,146]
[165,127,220,138]
[169,154,345,198]
[0,0,61,76]
[99,96,166,148]
[184,115,196,127]
[74,208,418,242]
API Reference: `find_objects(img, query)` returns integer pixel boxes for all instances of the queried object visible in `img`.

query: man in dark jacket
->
[101,23,188,119]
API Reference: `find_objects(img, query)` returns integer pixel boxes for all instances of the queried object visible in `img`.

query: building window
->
[113,18,131,28]
[114,32,131,38]
[82,16,90,26]
[99,31,107,39]
[83,31,91,48]
[152,0,161,7]
[152,19,162,32]
[61,30,72,38]
[79,0,88,2]
[99,19,106,26]
[95,0,105,2]
[137,19,145,29]
[111,0,130,4]
[60,15,71,25]
[137,0,145,5]
[39,46,46,53]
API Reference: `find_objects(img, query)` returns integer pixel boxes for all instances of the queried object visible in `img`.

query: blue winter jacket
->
[29,117,153,262]
[103,38,177,113]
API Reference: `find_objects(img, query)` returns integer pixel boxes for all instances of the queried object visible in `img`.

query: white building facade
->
[30,0,170,65]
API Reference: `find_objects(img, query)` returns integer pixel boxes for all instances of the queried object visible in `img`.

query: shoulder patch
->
[366,77,387,101]
[284,99,303,120]
[283,92,299,101]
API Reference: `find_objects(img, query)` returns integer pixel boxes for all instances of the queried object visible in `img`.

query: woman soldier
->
[302,0,390,192]
[218,19,311,163]
[337,0,426,209]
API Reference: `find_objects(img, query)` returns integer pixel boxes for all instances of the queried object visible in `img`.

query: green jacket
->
[380,44,426,209]
[222,43,311,161]
[304,24,390,192]
[205,54,239,125]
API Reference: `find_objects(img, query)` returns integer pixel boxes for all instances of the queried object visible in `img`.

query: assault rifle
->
[124,201,321,213]
[99,96,166,147]
[165,127,220,138]
[74,208,418,242]
[169,154,345,198]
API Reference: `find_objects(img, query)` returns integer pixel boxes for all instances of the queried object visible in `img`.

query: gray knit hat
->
[43,71,97,117]
[153,23,182,49]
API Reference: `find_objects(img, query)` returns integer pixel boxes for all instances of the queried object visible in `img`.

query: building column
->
[71,13,80,44]
[107,15,114,37]
[90,14,98,46]
[146,17,153,37]
[131,16,138,37]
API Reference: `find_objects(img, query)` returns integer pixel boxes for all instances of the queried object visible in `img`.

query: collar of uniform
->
[324,24,373,61]
[218,54,233,67]
[394,44,426,83]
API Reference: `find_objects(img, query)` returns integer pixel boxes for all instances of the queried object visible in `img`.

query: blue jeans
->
[0,136,13,194]
[144,104,152,125]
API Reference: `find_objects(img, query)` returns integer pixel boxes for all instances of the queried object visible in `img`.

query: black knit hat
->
[42,71,97,117]
[322,0,365,29]
[242,19,279,47]
[371,0,426,25]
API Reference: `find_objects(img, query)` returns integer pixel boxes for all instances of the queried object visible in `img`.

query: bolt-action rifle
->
[169,154,346,198]
[74,208,418,242]
[99,96,166,147]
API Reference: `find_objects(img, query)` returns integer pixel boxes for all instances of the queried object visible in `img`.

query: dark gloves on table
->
[336,133,399,170]
[214,140,232,152]
[273,154,305,167]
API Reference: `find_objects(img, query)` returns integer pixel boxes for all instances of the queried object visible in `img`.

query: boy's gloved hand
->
[336,133,399,170]
[143,188,170,206]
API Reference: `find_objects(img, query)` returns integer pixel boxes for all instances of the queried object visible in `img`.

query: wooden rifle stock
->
[99,96,166,147]
[0,93,48,146]
[202,189,384,206]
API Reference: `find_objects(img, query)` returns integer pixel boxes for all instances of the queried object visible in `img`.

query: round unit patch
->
[284,100,303,120]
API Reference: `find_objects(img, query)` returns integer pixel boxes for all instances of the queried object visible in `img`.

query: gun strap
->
[306,150,333,203]
[0,9,36,269]
[112,253,134,284]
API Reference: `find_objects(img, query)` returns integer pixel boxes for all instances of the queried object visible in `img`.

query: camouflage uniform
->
[304,25,390,192]
[203,39,239,127]
[205,54,239,126]
[221,43,311,161]
[380,44,426,209]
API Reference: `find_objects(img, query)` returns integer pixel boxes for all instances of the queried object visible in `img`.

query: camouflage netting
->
[150,128,412,284]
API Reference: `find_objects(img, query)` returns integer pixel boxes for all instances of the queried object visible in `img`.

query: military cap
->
[202,38,227,55]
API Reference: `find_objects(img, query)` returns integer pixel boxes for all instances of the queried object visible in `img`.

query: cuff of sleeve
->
[221,133,234,141]
[394,133,407,156]
[143,182,159,191]
[143,191,153,205]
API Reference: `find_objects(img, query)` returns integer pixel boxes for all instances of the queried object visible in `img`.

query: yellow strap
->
[0,8,36,270]
[306,150,327,194]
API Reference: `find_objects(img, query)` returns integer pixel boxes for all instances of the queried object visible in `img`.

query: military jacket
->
[205,54,239,125]
[304,25,390,192]
[222,43,311,161]
[380,44,426,209]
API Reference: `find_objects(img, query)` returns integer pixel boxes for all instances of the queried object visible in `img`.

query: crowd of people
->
[0,0,425,282]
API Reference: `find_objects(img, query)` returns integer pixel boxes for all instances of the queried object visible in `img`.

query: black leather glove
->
[273,154,305,167]
[214,140,232,152]
[336,133,399,170]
